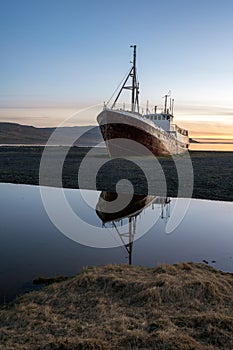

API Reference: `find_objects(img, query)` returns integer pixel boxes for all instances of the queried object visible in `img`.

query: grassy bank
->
[0,147,232,201]
[0,263,233,349]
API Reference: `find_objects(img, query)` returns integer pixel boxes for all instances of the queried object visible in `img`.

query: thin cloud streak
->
[175,103,233,117]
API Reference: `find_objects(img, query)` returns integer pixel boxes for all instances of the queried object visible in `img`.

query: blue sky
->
[0,0,233,137]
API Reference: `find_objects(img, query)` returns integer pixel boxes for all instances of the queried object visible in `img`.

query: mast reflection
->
[96,192,171,265]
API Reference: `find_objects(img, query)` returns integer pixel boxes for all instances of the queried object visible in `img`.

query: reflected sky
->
[0,183,232,303]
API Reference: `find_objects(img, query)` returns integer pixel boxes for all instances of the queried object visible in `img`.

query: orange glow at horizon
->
[0,104,232,142]
[190,143,233,151]
[177,119,233,140]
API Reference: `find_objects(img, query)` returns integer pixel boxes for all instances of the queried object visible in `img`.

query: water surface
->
[0,183,232,303]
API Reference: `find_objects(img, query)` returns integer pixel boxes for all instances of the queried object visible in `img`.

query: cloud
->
[175,103,233,118]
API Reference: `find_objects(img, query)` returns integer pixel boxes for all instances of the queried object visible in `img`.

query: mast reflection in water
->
[96,192,171,265]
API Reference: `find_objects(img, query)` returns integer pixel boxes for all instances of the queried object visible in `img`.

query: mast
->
[111,216,135,265]
[128,216,133,265]
[171,98,174,115]
[112,45,139,113]
[130,45,136,112]
[163,90,171,113]
[164,94,168,113]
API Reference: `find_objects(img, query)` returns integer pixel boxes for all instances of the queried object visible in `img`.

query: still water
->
[0,183,232,303]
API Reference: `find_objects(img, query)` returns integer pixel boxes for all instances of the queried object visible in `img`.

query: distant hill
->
[0,122,201,146]
[0,122,103,146]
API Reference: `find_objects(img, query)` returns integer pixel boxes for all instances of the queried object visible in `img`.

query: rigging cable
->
[106,67,132,107]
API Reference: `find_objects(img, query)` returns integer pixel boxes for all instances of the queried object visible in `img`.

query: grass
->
[0,262,233,349]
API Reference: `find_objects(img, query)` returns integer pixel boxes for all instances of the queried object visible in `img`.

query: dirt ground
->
[0,147,232,201]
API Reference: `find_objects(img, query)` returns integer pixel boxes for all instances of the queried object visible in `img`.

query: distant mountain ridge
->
[0,122,103,146]
[0,122,200,146]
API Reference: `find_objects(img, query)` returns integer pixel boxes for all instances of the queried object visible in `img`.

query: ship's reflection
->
[96,192,171,265]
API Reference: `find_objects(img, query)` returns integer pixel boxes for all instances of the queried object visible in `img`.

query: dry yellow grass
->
[0,262,233,349]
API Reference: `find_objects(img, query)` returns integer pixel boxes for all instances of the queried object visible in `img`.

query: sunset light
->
[0,0,232,151]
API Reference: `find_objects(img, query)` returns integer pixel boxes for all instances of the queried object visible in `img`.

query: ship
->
[97,45,189,157]
[96,191,171,265]
[96,191,157,224]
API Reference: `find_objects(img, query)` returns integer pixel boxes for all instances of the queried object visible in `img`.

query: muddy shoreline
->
[0,146,232,201]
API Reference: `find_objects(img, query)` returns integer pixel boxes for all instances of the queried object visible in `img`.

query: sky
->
[0,0,233,141]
